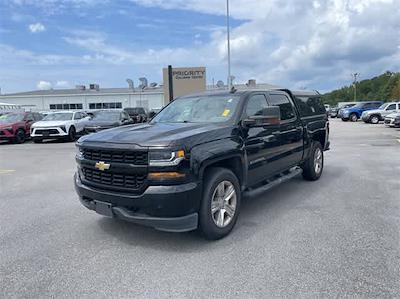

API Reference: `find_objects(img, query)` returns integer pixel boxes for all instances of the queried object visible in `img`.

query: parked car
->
[84,110,133,133]
[330,103,355,118]
[75,89,329,239]
[124,107,147,123]
[339,101,384,122]
[361,102,400,124]
[0,112,43,143]
[384,112,400,127]
[31,111,88,143]
[148,108,162,119]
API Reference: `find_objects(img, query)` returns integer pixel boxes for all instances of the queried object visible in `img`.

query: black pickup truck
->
[75,89,329,239]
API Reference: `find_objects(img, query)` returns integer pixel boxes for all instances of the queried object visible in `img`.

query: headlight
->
[149,150,185,166]
[3,126,13,132]
[76,146,84,159]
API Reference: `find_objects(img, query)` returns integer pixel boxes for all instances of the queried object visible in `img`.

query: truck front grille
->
[82,167,147,190]
[83,148,148,165]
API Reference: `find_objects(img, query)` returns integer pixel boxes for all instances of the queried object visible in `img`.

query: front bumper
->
[0,129,15,139]
[361,114,370,122]
[74,173,200,232]
[384,118,400,127]
[31,127,68,138]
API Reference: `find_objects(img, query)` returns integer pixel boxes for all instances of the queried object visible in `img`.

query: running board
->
[243,167,302,198]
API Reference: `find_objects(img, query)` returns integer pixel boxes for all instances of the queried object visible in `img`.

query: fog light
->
[148,172,186,180]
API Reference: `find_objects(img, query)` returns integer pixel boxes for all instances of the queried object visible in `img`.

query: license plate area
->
[94,201,113,217]
[42,131,50,136]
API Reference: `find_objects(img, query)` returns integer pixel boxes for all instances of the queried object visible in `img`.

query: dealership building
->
[0,83,166,112]
[0,66,279,112]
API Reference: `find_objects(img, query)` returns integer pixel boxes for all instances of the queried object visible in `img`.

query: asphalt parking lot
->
[1,119,399,298]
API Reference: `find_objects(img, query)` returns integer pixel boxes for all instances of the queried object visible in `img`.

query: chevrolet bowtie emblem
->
[95,161,110,171]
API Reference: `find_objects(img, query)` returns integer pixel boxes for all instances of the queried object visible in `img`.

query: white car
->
[31,111,89,143]
[361,102,400,124]
[384,112,400,127]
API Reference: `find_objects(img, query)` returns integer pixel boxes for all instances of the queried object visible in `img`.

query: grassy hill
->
[322,71,400,105]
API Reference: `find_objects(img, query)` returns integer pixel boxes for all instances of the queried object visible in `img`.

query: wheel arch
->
[199,155,246,190]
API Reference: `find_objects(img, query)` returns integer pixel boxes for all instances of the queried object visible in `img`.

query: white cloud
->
[131,0,400,91]
[29,22,45,33]
[1,0,400,93]
[55,80,69,88]
[37,80,52,90]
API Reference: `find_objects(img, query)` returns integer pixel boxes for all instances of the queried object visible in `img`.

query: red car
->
[0,112,43,143]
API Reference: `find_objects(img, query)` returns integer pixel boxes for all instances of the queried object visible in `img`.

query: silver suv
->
[361,102,400,124]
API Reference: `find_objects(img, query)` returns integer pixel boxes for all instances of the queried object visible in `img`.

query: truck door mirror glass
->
[243,106,281,128]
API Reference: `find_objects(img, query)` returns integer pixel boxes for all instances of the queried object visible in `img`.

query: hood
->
[32,120,70,127]
[79,122,234,148]
[386,112,400,118]
[0,121,22,128]
[85,120,120,128]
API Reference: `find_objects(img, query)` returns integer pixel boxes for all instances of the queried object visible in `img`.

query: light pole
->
[352,73,359,101]
[226,0,232,90]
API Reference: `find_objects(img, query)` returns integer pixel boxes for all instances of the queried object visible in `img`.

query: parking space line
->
[0,169,16,174]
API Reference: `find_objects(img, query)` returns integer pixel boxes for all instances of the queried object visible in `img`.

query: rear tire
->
[14,129,26,144]
[199,167,241,240]
[302,142,324,181]
[350,113,358,122]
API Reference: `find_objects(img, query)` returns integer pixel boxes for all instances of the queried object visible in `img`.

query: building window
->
[49,103,83,110]
[88,102,122,109]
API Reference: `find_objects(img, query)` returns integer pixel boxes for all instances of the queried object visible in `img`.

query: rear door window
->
[294,96,326,117]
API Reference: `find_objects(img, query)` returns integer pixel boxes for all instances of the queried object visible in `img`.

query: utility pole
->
[226,0,232,90]
[352,73,359,101]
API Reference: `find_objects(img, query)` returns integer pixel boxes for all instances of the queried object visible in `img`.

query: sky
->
[0,0,399,94]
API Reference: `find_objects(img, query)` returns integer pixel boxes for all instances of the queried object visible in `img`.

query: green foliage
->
[322,71,400,105]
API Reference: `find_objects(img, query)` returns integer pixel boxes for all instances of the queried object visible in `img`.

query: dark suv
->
[124,107,147,123]
[0,112,43,143]
[75,89,329,239]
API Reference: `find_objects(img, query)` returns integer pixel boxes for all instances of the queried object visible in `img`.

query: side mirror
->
[242,106,280,128]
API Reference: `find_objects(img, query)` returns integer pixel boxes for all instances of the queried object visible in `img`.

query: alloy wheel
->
[210,181,237,228]
[314,148,323,174]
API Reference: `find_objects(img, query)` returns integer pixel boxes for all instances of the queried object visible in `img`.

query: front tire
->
[199,167,241,240]
[67,126,76,141]
[369,115,380,124]
[14,129,26,144]
[302,142,324,181]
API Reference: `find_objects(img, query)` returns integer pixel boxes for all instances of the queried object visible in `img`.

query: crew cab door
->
[266,92,304,171]
[243,94,282,184]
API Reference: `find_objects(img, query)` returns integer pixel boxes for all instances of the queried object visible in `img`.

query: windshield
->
[378,103,389,110]
[43,113,73,121]
[151,95,240,123]
[92,111,121,121]
[0,113,24,124]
